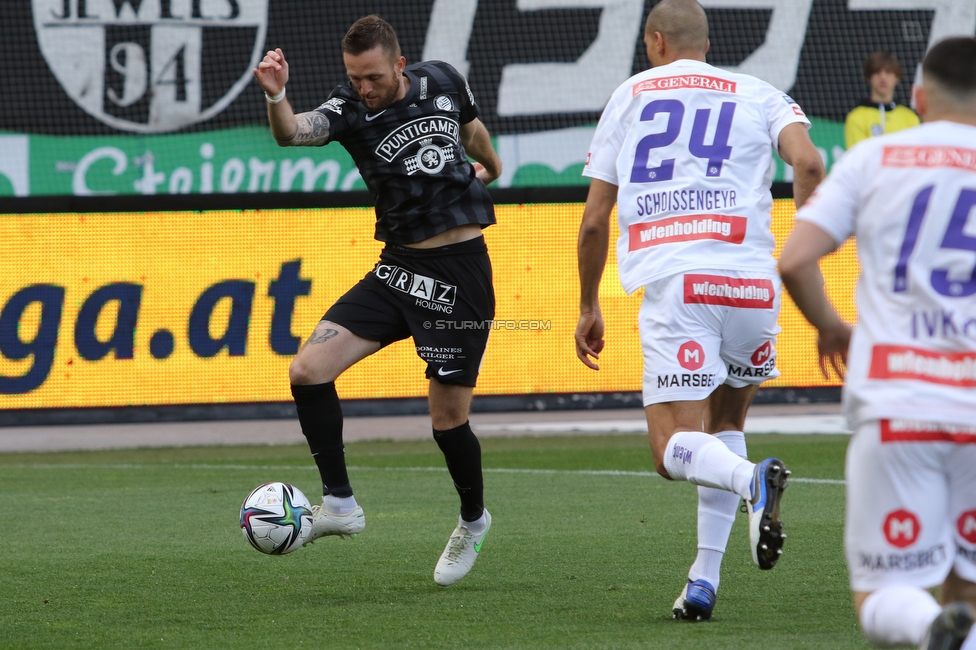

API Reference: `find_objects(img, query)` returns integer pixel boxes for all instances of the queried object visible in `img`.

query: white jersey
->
[795,121,976,429]
[584,59,810,294]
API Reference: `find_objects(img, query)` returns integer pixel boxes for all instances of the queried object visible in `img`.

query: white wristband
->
[265,88,286,104]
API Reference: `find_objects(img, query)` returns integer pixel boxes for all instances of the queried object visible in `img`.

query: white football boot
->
[434,510,492,586]
[304,504,365,545]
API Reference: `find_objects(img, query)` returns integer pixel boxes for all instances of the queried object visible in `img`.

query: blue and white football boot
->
[747,457,790,570]
[672,579,717,622]
[919,602,975,650]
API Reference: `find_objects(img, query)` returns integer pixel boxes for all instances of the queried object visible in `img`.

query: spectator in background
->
[844,50,920,149]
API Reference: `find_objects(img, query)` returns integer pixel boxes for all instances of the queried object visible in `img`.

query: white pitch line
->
[475,414,851,436]
[7,462,845,484]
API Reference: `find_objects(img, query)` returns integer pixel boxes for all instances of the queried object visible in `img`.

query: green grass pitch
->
[0,432,872,649]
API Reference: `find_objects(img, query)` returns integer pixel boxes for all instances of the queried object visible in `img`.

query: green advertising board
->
[1,117,845,197]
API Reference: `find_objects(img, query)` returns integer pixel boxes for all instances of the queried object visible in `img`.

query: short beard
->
[361,79,400,111]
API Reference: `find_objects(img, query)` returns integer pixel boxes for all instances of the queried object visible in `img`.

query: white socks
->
[859,585,941,646]
[663,430,754,500]
[460,510,488,535]
[688,430,747,591]
[323,494,359,515]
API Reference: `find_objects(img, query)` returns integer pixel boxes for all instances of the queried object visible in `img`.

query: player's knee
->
[289,354,336,385]
[428,397,470,430]
[430,405,468,430]
[288,357,313,385]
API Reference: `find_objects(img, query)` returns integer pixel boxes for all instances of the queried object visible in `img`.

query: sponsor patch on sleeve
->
[318,98,345,115]
[782,94,805,116]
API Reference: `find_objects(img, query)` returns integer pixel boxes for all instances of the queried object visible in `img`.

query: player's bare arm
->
[252,48,328,147]
[460,119,502,185]
[777,123,826,208]
[277,112,330,147]
[253,48,307,146]
[575,178,617,370]
[778,220,851,378]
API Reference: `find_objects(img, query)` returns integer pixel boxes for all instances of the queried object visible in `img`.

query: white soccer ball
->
[239,482,313,555]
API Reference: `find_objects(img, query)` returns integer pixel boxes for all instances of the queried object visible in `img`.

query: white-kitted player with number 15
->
[780,36,976,650]
[575,0,824,621]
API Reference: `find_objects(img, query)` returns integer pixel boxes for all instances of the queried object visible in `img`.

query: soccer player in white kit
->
[779,37,976,650]
[575,0,825,621]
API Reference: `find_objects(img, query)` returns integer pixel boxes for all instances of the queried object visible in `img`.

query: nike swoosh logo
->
[437,368,462,376]
[474,533,487,553]
[364,110,386,121]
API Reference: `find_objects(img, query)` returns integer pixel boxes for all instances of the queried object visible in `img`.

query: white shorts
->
[845,419,976,592]
[639,270,781,406]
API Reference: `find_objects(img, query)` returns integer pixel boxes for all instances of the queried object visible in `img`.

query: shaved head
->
[644,0,709,54]
[914,36,976,123]
[923,37,976,108]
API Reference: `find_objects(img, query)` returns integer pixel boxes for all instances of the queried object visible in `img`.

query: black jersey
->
[313,61,496,245]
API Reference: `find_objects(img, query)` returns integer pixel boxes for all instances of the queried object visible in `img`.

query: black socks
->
[292,383,484,517]
[291,382,353,498]
[433,421,485,522]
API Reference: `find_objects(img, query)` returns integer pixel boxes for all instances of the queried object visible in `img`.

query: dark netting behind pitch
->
[1,0,972,197]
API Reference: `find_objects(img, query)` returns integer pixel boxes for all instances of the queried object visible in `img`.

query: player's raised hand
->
[253,48,289,95]
[575,310,605,370]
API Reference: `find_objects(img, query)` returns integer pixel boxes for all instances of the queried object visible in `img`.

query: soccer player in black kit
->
[253,15,502,586]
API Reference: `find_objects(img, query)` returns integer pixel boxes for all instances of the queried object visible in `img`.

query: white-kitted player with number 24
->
[575,0,824,622]
[780,36,976,650]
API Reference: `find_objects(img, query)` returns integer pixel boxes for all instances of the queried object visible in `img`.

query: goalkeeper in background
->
[844,50,920,149]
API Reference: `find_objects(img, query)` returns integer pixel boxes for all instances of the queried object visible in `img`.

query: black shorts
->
[323,236,495,387]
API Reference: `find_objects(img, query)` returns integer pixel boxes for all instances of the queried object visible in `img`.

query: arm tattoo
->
[286,112,330,146]
[308,328,339,345]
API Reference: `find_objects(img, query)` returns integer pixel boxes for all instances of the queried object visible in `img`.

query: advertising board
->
[0,200,856,409]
